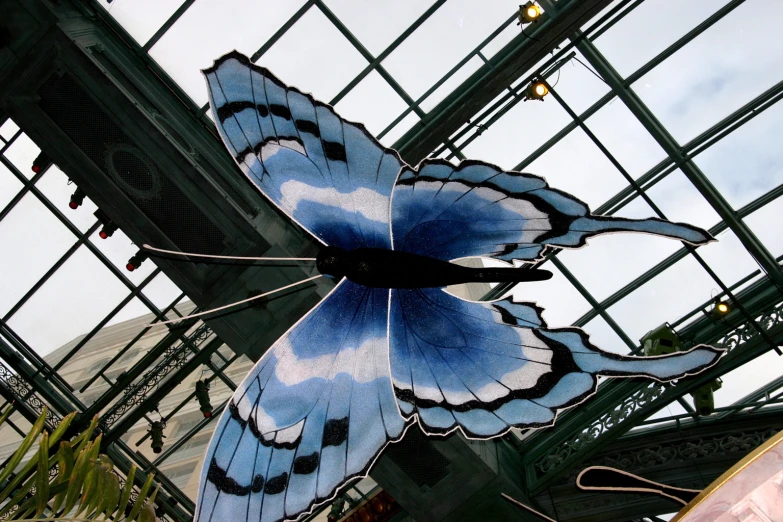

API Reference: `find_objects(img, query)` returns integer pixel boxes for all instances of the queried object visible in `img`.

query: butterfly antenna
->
[142,244,316,262]
[151,274,323,326]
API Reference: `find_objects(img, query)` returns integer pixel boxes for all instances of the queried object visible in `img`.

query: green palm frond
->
[0,406,159,521]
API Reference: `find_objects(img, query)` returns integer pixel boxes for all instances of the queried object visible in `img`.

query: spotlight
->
[710,298,731,319]
[99,221,118,239]
[69,188,86,210]
[640,323,682,357]
[195,379,213,419]
[691,379,722,416]
[149,421,166,454]
[524,80,549,101]
[126,251,149,272]
[31,152,52,174]
[517,2,541,25]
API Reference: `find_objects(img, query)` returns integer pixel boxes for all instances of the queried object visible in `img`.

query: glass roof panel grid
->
[694,95,783,210]
[380,0,517,100]
[149,0,310,106]
[97,0,188,47]
[634,0,783,143]
[607,254,721,341]
[526,126,630,209]
[583,97,668,176]
[593,0,730,76]
[322,0,436,56]
[334,70,410,136]
[743,195,783,259]
[461,94,574,170]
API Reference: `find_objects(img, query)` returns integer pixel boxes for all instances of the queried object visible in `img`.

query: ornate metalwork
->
[0,361,62,427]
[532,299,783,478]
[100,323,213,428]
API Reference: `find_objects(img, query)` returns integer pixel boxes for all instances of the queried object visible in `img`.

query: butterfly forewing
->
[204,51,401,250]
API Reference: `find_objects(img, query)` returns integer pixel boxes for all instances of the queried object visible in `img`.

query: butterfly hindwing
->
[389,287,722,437]
[204,52,402,250]
[196,280,405,522]
[392,159,713,262]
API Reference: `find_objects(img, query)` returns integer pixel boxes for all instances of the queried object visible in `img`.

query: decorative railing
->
[531,299,783,481]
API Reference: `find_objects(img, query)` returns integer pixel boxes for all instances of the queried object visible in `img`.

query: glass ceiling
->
[1,0,782,520]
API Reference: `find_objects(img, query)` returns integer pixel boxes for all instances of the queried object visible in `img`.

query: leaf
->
[102,472,121,520]
[0,408,46,485]
[52,441,74,514]
[35,430,50,517]
[72,415,99,455]
[126,473,155,522]
[64,439,94,515]
[137,501,157,522]
[0,476,34,519]
[0,404,13,429]
[45,411,76,450]
[117,464,136,520]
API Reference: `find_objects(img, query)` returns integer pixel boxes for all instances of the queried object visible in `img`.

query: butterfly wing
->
[196,281,405,522]
[389,287,722,437]
[391,159,713,262]
[204,52,402,250]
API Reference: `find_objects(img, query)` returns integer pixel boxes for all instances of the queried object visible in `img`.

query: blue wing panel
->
[196,280,406,522]
[204,52,402,250]
[391,159,714,262]
[389,287,723,438]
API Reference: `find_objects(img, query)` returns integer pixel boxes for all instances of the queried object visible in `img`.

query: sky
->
[1,0,782,506]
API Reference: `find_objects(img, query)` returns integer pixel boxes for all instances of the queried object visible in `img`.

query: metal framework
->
[0,0,781,520]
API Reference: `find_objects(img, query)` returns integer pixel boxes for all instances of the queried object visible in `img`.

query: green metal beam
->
[576,36,783,295]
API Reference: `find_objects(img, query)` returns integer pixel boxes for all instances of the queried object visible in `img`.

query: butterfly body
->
[197,51,724,522]
[315,247,553,288]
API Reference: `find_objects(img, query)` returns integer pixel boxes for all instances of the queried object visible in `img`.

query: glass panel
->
[0,193,75,317]
[381,0,514,100]
[581,315,629,355]
[551,51,612,115]
[143,272,185,311]
[714,350,780,409]
[334,70,409,136]
[254,8,370,104]
[526,127,628,209]
[608,255,715,341]
[643,169,721,230]
[89,227,156,286]
[3,133,40,179]
[743,196,783,259]
[149,0,308,105]
[694,98,783,210]
[511,262,591,327]
[98,0,187,46]
[0,118,20,142]
[479,20,518,60]
[557,196,682,302]
[379,111,420,147]
[694,229,759,289]
[0,160,23,211]
[593,0,727,77]
[35,165,99,233]
[461,94,572,170]
[323,0,433,55]
[419,56,483,112]
[6,245,133,357]
[585,98,667,176]
[635,0,783,142]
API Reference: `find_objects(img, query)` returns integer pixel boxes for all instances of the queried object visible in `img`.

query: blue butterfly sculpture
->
[196,51,722,522]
